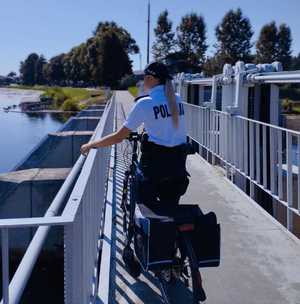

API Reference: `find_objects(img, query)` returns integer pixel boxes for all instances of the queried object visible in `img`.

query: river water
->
[0,88,69,173]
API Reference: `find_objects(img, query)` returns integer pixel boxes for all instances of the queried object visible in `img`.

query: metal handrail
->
[182,69,300,86]
[0,95,115,304]
[184,101,300,234]
[251,72,300,83]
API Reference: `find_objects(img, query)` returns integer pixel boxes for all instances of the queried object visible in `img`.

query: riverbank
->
[7,85,106,112]
[0,88,67,173]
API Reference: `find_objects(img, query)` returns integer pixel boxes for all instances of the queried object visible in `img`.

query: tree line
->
[152,8,300,75]
[19,9,300,87]
[20,22,138,88]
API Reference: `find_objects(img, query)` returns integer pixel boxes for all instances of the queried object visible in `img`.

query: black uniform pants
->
[134,141,189,208]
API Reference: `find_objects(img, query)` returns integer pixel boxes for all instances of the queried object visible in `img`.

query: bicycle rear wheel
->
[181,233,206,303]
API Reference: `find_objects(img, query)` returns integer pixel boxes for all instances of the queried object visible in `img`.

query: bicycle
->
[120,132,208,304]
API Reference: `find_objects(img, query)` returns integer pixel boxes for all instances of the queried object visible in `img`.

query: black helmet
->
[144,61,172,83]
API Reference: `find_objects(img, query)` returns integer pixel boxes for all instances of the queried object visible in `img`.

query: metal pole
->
[1,229,9,304]
[252,73,300,83]
[139,52,142,70]
[147,0,150,64]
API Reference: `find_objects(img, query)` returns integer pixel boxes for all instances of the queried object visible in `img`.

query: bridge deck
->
[106,91,300,304]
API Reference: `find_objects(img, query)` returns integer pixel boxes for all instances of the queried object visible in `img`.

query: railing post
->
[233,116,237,168]
[262,125,267,188]
[244,119,249,177]
[225,114,230,179]
[287,132,293,232]
[237,117,242,170]
[249,121,255,198]
[64,209,84,304]
[212,111,216,165]
[277,130,283,201]
[256,124,261,185]
[1,229,9,304]
[270,128,277,195]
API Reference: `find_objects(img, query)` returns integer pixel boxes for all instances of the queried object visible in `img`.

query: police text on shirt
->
[153,103,185,119]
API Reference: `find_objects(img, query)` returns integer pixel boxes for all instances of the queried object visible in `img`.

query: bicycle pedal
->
[160,269,172,283]
[172,257,182,279]
[172,266,181,279]
[182,266,190,278]
[122,248,142,279]
[183,277,189,287]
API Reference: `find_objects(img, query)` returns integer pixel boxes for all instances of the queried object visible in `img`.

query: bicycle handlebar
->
[126,132,142,142]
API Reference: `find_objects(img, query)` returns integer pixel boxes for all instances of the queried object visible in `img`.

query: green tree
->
[98,31,132,88]
[76,43,90,83]
[35,55,47,84]
[255,21,278,64]
[277,24,292,69]
[215,8,253,65]
[20,53,39,85]
[37,21,138,86]
[202,55,223,76]
[7,71,17,78]
[66,45,88,83]
[152,10,176,61]
[85,37,103,85]
[177,13,207,68]
[291,53,300,70]
[256,22,292,69]
[94,21,139,54]
[43,54,66,85]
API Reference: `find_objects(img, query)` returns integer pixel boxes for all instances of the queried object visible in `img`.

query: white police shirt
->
[123,85,186,147]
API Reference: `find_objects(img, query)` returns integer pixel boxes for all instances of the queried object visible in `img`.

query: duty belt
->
[141,141,187,154]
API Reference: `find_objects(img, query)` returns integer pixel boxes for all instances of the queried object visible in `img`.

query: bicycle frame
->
[120,132,207,303]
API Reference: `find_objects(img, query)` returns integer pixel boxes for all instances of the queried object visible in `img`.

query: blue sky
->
[0,0,299,75]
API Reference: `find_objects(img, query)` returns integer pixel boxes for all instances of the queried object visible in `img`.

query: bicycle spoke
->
[157,273,172,304]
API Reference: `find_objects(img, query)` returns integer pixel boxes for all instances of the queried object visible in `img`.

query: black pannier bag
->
[134,204,177,271]
[192,211,221,268]
[162,205,221,268]
[134,204,221,271]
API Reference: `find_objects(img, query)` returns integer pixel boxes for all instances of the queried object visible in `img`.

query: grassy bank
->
[128,86,138,97]
[8,85,106,111]
[43,87,91,111]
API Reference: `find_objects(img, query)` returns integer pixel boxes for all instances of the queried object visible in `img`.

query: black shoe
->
[122,246,142,278]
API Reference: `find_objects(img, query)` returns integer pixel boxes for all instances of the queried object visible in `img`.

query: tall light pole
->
[147,0,150,64]
[139,52,142,70]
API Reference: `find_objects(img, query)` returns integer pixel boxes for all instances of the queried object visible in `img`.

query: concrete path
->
[108,91,300,304]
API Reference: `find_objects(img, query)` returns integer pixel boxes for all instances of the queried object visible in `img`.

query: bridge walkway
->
[105,91,300,304]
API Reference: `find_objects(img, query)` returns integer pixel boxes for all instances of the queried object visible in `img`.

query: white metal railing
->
[63,94,115,304]
[184,102,300,233]
[0,94,116,304]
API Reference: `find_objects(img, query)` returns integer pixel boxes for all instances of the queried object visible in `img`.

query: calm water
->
[0,88,69,173]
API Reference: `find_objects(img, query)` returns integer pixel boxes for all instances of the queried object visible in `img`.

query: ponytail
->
[165,79,179,128]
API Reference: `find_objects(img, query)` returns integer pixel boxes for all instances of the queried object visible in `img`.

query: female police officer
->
[80,61,189,206]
